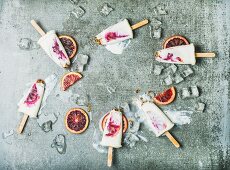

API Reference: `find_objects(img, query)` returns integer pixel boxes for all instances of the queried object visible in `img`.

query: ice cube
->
[121,102,130,113]
[166,64,177,74]
[152,28,162,39]
[128,118,140,133]
[37,113,58,127]
[77,64,84,72]
[156,4,167,15]
[41,121,52,133]
[77,54,89,65]
[2,130,14,139]
[196,102,205,112]
[164,75,173,85]
[182,66,193,77]
[51,134,66,154]
[153,64,164,75]
[173,74,184,84]
[18,38,39,50]
[71,6,85,19]
[181,87,191,99]
[191,86,199,97]
[98,3,113,16]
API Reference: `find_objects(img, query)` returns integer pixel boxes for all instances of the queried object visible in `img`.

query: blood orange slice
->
[153,87,176,105]
[61,72,82,91]
[100,112,128,133]
[163,35,189,49]
[59,35,77,59]
[65,108,89,134]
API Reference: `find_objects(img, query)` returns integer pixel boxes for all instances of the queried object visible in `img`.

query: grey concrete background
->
[0,0,229,169]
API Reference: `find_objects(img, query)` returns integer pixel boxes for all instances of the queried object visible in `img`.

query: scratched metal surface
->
[0,0,229,169]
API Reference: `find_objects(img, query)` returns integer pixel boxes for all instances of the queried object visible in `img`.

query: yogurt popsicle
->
[96,19,149,45]
[100,110,123,167]
[141,102,180,147]
[155,44,196,65]
[100,110,123,148]
[17,80,45,133]
[31,20,70,68]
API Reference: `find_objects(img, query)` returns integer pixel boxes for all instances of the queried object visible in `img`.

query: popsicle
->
[100,110,123,167]
[96,19,149,45]
[31,20,70,68]
[155,44,215,65]
[17,79,45,134]
[141,102,180,148]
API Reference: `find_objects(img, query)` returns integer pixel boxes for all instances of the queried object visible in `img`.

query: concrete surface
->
[0,0,229,169]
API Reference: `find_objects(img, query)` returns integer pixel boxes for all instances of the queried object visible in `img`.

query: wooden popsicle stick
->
[17,114,29,134]
[30,20,46,36]
[164,131,180,148]
[195,53,215,58]
[131,19,149,30]
[107,146,113,167]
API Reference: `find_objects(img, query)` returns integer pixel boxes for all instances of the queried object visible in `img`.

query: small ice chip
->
[121,102,130,113]
[77,54,89,65]
[173,74,184,84]
[196,102,205,112]
[151,18,162,29]
[77,64,84,72]
[18,38,39,50]
[156,4,167,15]
[182,67,193,77]
[153,65,164,75]
[166,64,177,74]
[69,0,80,5]
[106,86,116,94]
[181,87,190,99]
[152,28,162,39]
[191,86,199,97]
[51,134,66,154]
[41,121,52,133]
[2,130,14,139]
[164,75,173,85]
[71,6,85,18]
[99,3,113,16]
[128,118,140,133]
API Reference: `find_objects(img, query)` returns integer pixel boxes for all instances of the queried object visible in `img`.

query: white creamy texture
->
[105,39,130,54]
[38,30,70,68]
[141,102,174,137]
[96,19,133,45]
[18,82,45,118]
[100,110,123,148]
[155,44,196,65]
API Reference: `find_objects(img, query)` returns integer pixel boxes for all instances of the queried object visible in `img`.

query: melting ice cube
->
[69,0,79,5]
[182,67,193,77]
[164,75,173,85]
[71,6,85,18]
[153,64,164,75]
[121,102,130,113]
[41,121,52,133]
[18,38,39,50]
[191,86,199,97]
[181,87,191,99]
[165,64,177,74]
[2,130,14,139]
[98,3,113,16]
[173,74,184,84]
[156,4,167,15]
[77,54,89,65]
[51,134,66,154]
[196,102,205,112]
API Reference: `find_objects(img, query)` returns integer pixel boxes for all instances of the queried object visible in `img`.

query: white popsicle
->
[18,80,45,118]
[155,44,196,65]
[38,30,70,68]
[100,110,123,148]
[31,20,70,68]
[96,19,133,45]
[17,80,45,134]
[142,102,174,137]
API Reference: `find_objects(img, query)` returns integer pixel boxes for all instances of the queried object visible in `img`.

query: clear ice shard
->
[2,130,14,139]
[99,3,113,16]
[156,4,167,15]
[121,102,130,113]
[124,133,139,148]
[182,66,193,77]
[151,18,162,29]
[37,113,57,127]
[69,0,80,5]
[127,118,140,133]
[41,121,52,133]
[191,86,199,97]
[181,87,190,99]
[153,64,164,75]
[51,134,66,154]
[196,102,205,112]
[166,64,177,74]
[152,28,161,39]
[18,38,40,50]
[77,54,89,65]
[173,74,184,84]
[71,6,85,18]
[106,86,116,94]
[137,134,148,142]
[164,75,173,85]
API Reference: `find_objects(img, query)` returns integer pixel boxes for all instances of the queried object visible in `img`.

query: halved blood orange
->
[100,112,128,133]
[153,87,176,105]
[65,108,89,134]
[59,35,77,59]
[61,72,82,91]
[163,35,189,49]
